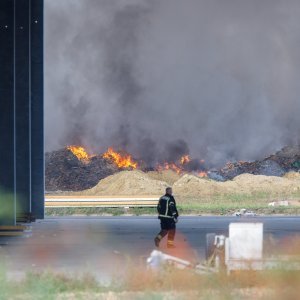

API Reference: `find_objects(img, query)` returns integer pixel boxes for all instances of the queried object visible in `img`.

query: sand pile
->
[75,170,300,198]
[173,173,300,197]
[173,174,236,197]
[83,170,168,196]
[231,173,300,194]
[283,171,300,180]
[173,174,229,197]
[146,170,181,185]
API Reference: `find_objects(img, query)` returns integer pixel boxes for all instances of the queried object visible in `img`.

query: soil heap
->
[82,170,168,196]
[146,170,181,185]
[173,173,300,197]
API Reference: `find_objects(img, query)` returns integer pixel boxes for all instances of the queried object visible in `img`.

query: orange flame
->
[180,155,191,165]
[102,147,138,169]
[156,162,183,174]
[198,171,207,178]
[67,145,90,160]
[157,154,191,174]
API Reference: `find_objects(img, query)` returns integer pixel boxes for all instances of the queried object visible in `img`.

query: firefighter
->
[154,187,179,248]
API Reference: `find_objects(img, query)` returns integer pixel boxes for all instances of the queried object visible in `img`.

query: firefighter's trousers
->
[155,218,176,247]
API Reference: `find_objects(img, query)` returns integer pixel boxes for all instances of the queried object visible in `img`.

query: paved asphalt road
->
[0,216,299,280]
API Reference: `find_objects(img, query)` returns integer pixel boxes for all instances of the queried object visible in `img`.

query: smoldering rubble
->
[45,148,118,191]
[45,145,300,191]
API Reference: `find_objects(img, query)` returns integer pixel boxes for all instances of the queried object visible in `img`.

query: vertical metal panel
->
[31,0,44,219]
[15,0,31,215]
[0,0,16,225]
[0,0,44,225]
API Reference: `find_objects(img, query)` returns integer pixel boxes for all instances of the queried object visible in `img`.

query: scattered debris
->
[232,209,256,217]
[147,222,300,275]
[268,200,289,207]
[147,250,193,270]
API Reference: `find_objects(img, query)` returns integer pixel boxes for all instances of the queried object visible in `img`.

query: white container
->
[228,223,263,261]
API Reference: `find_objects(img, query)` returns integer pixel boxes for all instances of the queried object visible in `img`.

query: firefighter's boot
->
[167,240,176,249]
[154,235,162,247]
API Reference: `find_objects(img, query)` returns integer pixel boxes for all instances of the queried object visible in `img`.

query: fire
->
[102,147,138,169]
[180,155,191,165]
[67,145,90,160]
[156,154,207,175]
[157,162,182,174]
[157,154,191,174]
[198,171,207,178]
[66,145,206,175]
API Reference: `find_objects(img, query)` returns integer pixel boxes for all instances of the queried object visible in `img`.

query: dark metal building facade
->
[0,0,44,225]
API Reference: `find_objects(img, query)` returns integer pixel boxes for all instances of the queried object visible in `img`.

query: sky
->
[45,0,300,166]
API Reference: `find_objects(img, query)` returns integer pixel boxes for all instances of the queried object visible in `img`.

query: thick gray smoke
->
[45,0,300,167]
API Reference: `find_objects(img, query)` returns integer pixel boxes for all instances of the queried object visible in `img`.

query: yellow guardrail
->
[0,225,31,237]
[45,195,159,208]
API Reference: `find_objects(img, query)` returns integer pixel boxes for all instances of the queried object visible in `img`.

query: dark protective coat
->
[157,194,179,220]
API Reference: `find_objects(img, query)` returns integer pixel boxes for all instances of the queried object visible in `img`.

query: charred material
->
[45,148,118,191]
[210,146,300,181]
[45,145,300,191]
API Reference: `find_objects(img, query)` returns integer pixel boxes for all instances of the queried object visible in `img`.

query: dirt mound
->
[283,171,300,180]
[146,170,181,185]
[173,173,300,197]
[232,173,286,184]
[83,170,168,196]
[173,174,228,197]
[231,173,300,194]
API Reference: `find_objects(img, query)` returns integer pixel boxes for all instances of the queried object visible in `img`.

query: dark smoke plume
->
[45,0,300,166]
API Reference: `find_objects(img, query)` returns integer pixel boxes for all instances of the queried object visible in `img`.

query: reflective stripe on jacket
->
[157,194,179,219]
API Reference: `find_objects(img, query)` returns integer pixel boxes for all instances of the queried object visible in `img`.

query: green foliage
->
[0,271,107,299]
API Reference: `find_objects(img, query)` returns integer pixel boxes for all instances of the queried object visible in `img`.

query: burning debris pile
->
[155,155,207,177]
[102,147,138,169]
[45,145,206,191]
[45,146,136,191]
[209,146,300,181]
[45,145,300,192]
